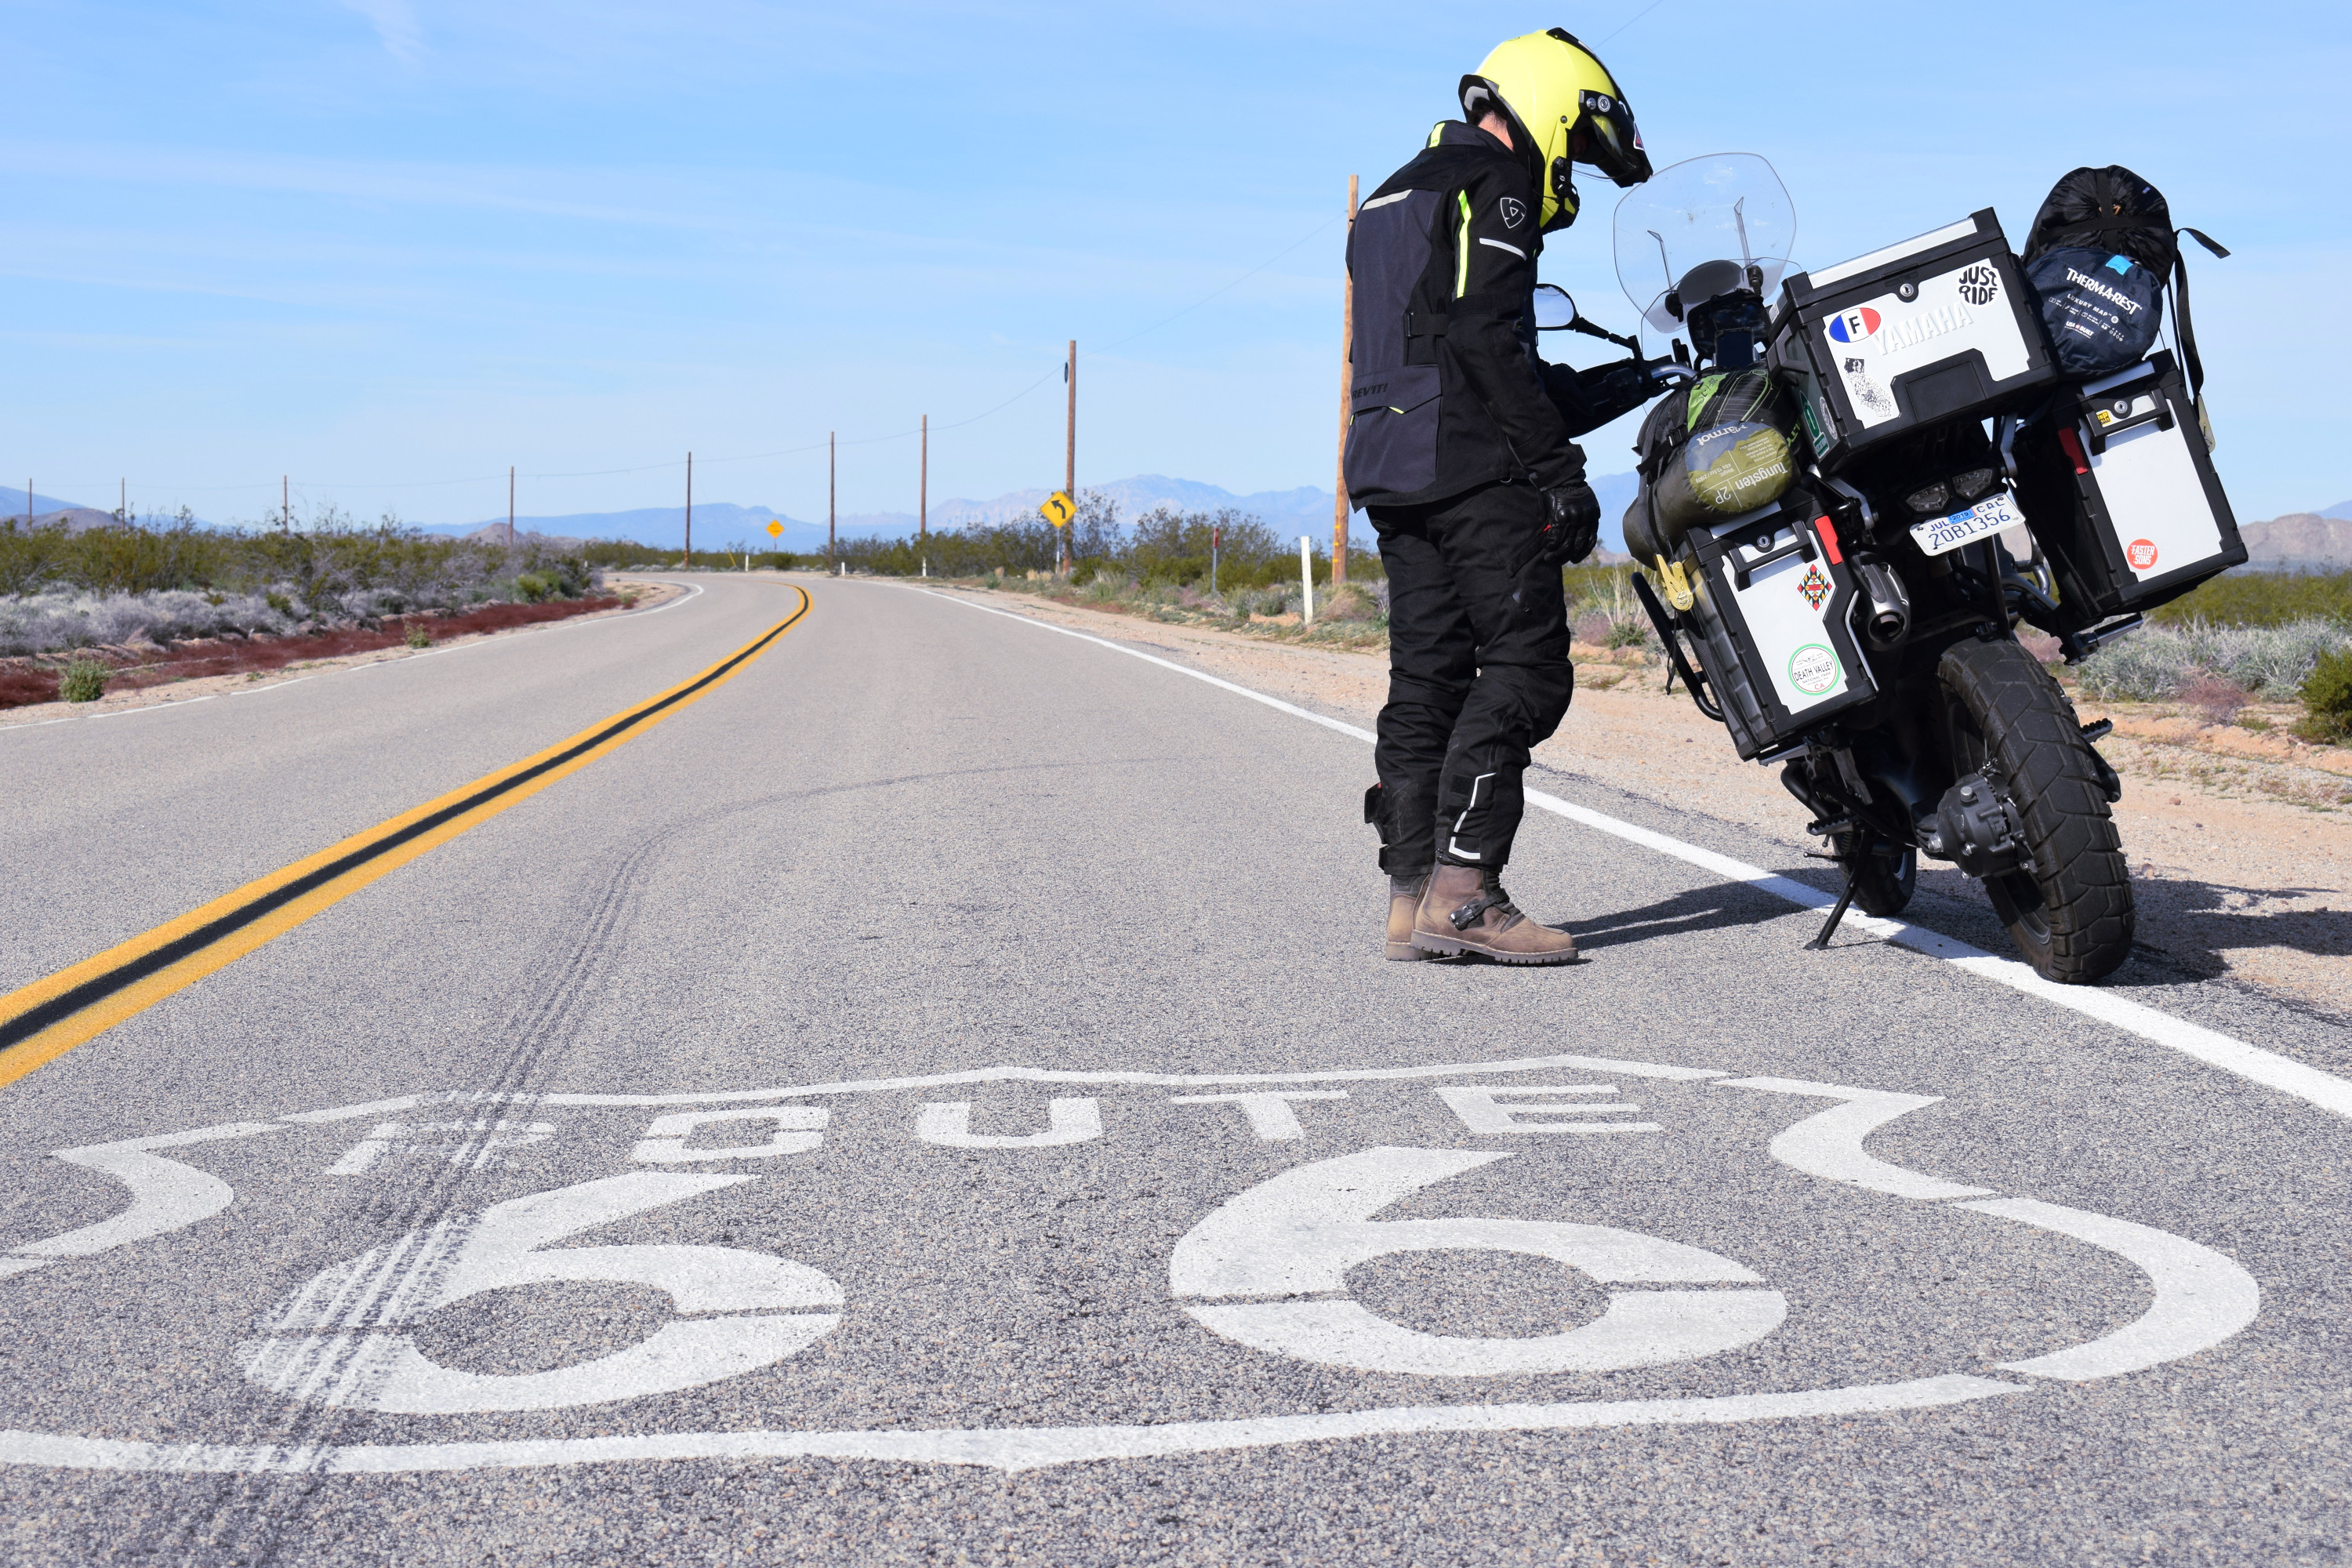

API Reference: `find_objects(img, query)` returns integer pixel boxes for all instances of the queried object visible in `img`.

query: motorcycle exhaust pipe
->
[1855,557,1911,647]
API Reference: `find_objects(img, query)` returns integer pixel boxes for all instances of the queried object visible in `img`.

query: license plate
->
[1909,490,2024,557]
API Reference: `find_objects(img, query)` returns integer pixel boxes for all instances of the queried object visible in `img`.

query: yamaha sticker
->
[1821,256,2032,430]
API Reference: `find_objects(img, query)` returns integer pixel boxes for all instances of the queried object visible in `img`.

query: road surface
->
[1,574,2344,1564]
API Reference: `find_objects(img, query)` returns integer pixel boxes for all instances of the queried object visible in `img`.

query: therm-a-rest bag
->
[2027,246,2162,379]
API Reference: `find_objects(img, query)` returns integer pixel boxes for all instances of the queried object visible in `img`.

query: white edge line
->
[912,588,2352,1123]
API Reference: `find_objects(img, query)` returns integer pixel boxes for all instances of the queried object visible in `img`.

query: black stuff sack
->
[2022,165,2228,394]
[2027,246,2162,379]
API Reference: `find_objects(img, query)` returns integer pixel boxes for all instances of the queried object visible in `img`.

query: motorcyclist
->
[1347,28,1659,964]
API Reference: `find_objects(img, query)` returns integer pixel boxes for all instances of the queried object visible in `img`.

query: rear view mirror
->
[1532,284,1578,332]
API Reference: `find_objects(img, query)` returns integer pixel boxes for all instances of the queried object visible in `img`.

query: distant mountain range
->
[2240,514,2352,572]
[413,472,1648,553]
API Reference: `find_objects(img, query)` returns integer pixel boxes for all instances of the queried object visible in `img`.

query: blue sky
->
[5,0,2346,540]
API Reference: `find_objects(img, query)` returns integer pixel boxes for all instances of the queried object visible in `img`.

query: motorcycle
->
[1595,154,2137,984]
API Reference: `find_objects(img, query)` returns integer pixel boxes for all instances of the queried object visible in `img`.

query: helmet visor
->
[1570,89,1653,187]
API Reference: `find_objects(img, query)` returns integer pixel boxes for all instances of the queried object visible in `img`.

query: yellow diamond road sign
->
[767,520,783,539]
[1040,491,1075,528]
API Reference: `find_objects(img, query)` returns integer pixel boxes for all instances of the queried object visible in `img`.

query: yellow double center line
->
[0,585,811,1090]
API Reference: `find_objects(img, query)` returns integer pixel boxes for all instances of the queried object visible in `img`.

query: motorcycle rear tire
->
[1940,637,2135,983]
[1830,831,1917,917]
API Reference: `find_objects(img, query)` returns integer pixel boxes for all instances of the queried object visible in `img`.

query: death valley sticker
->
[1788,643,1841,696]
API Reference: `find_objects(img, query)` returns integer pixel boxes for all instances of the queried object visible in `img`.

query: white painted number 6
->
[239,1173,841,1412]
[1170,1147,1785,1376]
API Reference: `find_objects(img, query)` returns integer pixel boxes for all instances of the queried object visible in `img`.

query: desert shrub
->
[2177,673,2249,726]
[0,590,295,655]
[2151,570,2352,629]
[60,658,108,702]
[2078,619,2351,701]
[0,503,601,655]
[2298,646,2352,743]
[405,624,432,648]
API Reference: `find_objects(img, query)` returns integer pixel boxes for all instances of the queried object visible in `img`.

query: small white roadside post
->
[1300,535,1314,625]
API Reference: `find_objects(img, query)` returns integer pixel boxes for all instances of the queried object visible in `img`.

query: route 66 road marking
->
[0,1050,2259,1475]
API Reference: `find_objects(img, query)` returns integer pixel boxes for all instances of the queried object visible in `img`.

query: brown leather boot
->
[1385,873,1432,961]
[1411,865,1579,964]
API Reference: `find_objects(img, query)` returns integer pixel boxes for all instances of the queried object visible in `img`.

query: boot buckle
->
[1448,893,1500,931]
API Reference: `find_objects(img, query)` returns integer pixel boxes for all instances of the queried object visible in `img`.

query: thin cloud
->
[339,0,423,61]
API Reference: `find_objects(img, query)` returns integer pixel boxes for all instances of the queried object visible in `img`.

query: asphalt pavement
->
[1,572,2345,1565]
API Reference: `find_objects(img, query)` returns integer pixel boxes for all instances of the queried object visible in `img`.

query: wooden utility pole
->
[282,475,289,533]
[1063,339,1077,574]
[827,432,837,571]
[1332,174,1359,584]
[684,452,694,567]
[920,412,928,575]
[509,466,516,546]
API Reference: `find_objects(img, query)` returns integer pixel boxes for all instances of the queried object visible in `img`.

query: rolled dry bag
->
[1653,421,1795,526]
[1635,368,1798,541]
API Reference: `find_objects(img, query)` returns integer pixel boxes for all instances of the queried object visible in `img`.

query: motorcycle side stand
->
[1807,863,1859,951]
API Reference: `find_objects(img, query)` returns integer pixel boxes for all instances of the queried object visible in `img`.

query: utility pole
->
[1063,339,1077,575]
[1332,173,1359,585]
[509,466,517,547]
[282,475,290,534]
[684,452,694,568]
[827,431,837,572]
[920,412,928,578]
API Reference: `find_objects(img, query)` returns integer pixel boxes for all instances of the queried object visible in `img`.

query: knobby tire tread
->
[1939,637,2135,983]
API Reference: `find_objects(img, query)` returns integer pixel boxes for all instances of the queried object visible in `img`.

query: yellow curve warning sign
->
[1039,492,1075,528]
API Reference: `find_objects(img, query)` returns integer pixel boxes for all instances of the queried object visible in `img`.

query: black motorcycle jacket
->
[1344,121,1587,510]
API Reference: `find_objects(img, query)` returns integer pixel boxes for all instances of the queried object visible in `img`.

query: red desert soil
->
[0,581,681,724]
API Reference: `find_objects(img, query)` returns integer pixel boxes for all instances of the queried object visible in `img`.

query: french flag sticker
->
[1827,307,1882,344]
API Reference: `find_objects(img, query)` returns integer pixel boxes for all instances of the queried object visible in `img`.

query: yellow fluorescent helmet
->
[1461,27,1653,231]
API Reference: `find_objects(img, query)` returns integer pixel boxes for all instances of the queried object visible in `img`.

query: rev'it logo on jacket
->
[1499,198,1526,229]
[1827,307,1882,344]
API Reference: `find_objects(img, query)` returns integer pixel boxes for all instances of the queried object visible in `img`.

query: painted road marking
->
[915,588,2352,1123]
[1171,1146,1786,1377]
[238,1172,844,1413]
[0,1051,2259,1474]
[0,585,810,1090]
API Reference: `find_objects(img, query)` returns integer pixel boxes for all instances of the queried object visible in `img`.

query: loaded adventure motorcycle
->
[1558,155,2241,984]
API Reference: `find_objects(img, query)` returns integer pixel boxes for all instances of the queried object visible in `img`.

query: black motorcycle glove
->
[1540,358,1675,438]
[1572,359,1668,430]
[1540,480,1602,566]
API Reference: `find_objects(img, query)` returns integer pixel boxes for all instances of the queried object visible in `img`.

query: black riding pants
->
[1368,478,1575,873]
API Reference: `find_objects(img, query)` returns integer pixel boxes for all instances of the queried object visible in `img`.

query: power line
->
[1598,0,1673,45]
[68,205,1348,507]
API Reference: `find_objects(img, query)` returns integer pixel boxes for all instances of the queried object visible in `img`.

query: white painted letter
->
[1434,1086,1657,1135]
[632,1106,827,1163]
[1168,1091,1348,1142]
[917,1098,1101,1149]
